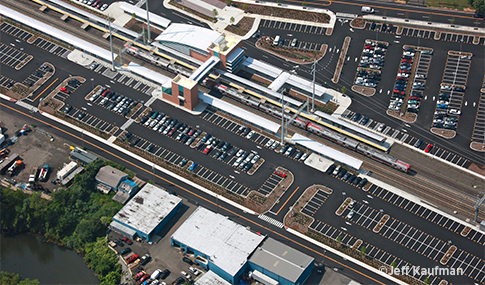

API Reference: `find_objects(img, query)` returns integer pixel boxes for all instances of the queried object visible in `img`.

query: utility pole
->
[311,59,317,112]
[145,0,151,43]
[475,193,485,223]
[281,92,285,145]
[119,47,123,66]
[108,16,115,71]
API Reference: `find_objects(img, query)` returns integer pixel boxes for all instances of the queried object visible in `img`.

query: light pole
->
[342,192,346,202]
[90,78,94,90]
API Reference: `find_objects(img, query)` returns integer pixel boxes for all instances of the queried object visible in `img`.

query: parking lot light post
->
[342,192,346,202]
[90,78,94,89]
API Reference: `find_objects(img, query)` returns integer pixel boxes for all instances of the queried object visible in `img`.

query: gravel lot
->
[0,112,72,191]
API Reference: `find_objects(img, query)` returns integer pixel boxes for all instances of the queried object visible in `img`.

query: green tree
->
[132,12,136,19]
[0,272,40,285]
[360,246,368,255]
[468,0,485,13]
[225,0,232,5]
[230,16,235,24]
[242,3,248,11]
[213,9,218,18]
[341,86,347,94]
[391,261,397,268]
[277,0,282,3]
[424,277,430,284]
[337,235,343,243]
[302,1,308,6]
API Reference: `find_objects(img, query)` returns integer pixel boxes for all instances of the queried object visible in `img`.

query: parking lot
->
[343,202,485,283]
[0,43,31,68]
[0,74,16,89]
[200,111,272,146]
[353,39,387,89]
[0,23,33,41]
[126,134,253,197]
[471,78,485,145]
[33,38,71,58]
[308,220,425,281]
[94,64,155,94]
[259,19,327,35]
[257,172,284,196]
[65,105,117,133]
[431,52,471,129]
[301,189,331,217]
[341,111,471,169]
[365,183,485,246]
[364,22,481,46]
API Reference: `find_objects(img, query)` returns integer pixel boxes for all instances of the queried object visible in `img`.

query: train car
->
[216,83,411,173]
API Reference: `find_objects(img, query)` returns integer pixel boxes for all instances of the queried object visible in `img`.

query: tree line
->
[0,159,126,284]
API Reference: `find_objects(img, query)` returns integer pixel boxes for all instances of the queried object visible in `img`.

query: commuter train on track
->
[215,84,411,173]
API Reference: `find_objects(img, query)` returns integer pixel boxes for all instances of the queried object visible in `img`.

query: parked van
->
[361,6,375,13]
[273,35,280,46]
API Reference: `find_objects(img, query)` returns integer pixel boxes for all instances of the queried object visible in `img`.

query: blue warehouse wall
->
[295,261,314,285]
[112,218,148,241]
[150,201,182,239]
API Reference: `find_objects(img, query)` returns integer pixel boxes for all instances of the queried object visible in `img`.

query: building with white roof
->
[171,207,265,284]
[194,270,231,285]
[110,184,182,242]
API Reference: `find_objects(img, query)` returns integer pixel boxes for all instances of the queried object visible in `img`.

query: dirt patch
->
[331,37,351,83]
[244,167,294,214]
[256,37,325,64]
[284,185,332,233]
[124,18,163,39]
[467,162,485,176]
[430,127,456,139]
[351,85,375,96]
[224,17,254,36]
[229,2,330,23]
[350,18,366,29]
[0,112,73,192]
[386,109,417,123]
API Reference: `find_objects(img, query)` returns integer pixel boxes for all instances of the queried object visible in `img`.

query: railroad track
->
[367,162,484,221]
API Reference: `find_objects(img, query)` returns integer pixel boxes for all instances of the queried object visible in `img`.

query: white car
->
[181,271,191,280]
[100,3,108,10]
[236,149,245,157]
[251,155,260,164]
[151,269,162,280]
[246,130,255,139]
[265,139,274,148]
[299,153,309,161]
[188,267,200,276]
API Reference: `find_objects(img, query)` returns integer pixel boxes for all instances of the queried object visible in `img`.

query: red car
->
[135,272,144,281]
[60,87,70,94]
[126,254,139,264]
[203,145,212,154]
[274,170,287,178]
[401,59,412,63]
[409,96,420,100]
[424,144,433,153]
[396,77,407,81]
[101,89,110,96]
[122,237,133,245]
[393,90,404,95]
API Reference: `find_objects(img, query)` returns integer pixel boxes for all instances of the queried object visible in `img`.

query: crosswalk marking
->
[258,214,284,228]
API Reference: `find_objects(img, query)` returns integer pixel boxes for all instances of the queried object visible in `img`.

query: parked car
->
[126,254,139,264]
[274,170,286,178]
[182,257,194,265]
[424,144,433,153]
[120,247,131,255]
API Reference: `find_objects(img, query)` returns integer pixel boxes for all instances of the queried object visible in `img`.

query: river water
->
[0,234,99,284]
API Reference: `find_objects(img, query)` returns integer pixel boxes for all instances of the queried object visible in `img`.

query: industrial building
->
[95,165,138,195]
[69,147,98,165]
[194,270,231,285]
[171,207,314,285]
[171,207,265,284]
[110,184,182,242]
[56,161,78,181]
[248,238,314,285]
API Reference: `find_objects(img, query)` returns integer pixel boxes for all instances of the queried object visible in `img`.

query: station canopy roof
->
[292,133,363,169]
[199,93,281,133]
[155,23,221,53]
[0,4,113,62]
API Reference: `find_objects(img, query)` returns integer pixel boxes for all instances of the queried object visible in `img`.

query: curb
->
[285,227,408,285]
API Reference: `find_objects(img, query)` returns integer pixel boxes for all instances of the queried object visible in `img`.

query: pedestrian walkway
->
[258,214,284,228]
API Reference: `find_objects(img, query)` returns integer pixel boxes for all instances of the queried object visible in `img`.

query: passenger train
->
[215,84,411,173]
